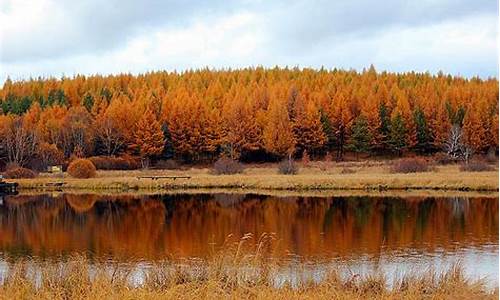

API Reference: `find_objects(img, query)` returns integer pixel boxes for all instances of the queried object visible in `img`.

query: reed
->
[0,234,497,299]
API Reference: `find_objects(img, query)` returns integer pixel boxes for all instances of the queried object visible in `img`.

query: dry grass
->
[14,188,498,199]
[0,234,496,300]
[8,160,499,192]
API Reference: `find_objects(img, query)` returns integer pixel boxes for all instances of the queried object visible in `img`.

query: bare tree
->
[460,143,473,164]
[444,125,473,163]
[444,125,463,160]
[95,116,126,156]
[0,116,38,166]
[61,107,94,157]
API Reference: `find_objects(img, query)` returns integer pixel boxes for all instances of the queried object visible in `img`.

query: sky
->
[0,0,498,84]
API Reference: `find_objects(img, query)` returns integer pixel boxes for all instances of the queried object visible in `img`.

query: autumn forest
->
[0,67,498,170]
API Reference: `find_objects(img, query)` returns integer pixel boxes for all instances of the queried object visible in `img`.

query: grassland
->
[10,160,499,193]
[0,234,497,300]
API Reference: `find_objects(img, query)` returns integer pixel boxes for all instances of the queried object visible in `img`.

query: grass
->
[0,234,496,300]
[10,160,498,192]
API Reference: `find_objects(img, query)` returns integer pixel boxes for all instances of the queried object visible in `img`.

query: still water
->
[0,193,497,285]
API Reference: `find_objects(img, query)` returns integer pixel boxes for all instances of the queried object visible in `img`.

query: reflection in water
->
[0,193,496,261]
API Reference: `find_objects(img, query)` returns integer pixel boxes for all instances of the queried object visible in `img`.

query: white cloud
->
[0,0,497,84]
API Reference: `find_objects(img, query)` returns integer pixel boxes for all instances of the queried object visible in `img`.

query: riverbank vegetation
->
[11,159,498,192]
[0,67,498,174]
[0,235,496,300]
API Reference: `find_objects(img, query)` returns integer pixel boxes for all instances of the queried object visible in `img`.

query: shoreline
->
[7,163,499,195]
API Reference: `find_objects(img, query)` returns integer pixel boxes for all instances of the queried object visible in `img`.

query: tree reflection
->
[0,193,496,260]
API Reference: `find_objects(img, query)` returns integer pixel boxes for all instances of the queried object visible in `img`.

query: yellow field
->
[11,160,498,193]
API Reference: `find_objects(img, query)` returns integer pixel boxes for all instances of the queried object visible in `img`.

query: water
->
[0,193,497,286]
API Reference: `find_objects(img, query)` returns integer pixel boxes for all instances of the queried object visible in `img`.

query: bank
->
[8,163,499,194]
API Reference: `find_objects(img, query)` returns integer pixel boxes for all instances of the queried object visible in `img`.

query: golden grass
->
[15,188,498,199]
[0,234,496,300]
[11,160,498,193]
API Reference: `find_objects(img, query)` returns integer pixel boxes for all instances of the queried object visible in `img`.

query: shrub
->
[317,161,329,172]
[459,161,494,172]
[391,158,433,173]
[5,162,20,171]
[324,152,333,162]
[278,158,298,175]
[2,167,36,179]
[433,152,454,165]
[67,159,97,178]
[486,148,498,163]
[340,167,356,174]
[88,156,140,170]
[213,157,244,175]
[155,159,181,170]
[301,150,310,166]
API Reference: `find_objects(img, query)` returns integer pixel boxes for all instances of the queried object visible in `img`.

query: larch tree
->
[462,108,487,153]
[131,109,164,166]
[221,93,261,159]
[0,67,497,166]
[262,97,296,158]
[292,100,326,156]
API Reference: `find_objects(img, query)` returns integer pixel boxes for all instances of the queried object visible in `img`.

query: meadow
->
[12,159,499,193]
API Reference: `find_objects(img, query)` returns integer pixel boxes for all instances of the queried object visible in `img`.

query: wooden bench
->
[137,176,191,181]
[45,182,66,187]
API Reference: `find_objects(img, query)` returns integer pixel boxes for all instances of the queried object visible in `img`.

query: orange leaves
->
[131,109,164,158]
[221,91,262,159]
[262,97,296,157]
[0,68,498,163]
[292,100,326,155]
[164,92,214,160]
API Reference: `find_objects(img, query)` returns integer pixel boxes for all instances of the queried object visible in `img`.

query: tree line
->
[0,66,498,169]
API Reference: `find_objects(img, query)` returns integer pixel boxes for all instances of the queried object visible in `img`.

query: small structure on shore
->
[0,175,18,194]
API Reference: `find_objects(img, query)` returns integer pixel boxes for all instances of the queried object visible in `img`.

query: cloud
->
[0,0,497,83]
[0,0,239,62]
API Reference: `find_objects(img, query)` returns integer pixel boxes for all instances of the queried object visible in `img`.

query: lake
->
[0,192,497,286]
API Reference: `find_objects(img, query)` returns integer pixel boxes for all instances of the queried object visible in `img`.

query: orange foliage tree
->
[0,67,497,166]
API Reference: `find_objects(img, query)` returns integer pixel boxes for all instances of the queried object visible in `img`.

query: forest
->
[0,66,498,170]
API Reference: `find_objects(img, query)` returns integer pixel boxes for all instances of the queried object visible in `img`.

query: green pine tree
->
[378,103,391,150]
[413,108,433,154]
[83,94,94,112]
[346,115,371,158]
[389,113,407,156]
[320,109,335,152]
[160,122,175,159]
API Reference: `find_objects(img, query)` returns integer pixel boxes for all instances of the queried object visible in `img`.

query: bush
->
[155,159,181,170]
[391,158,433,173]
[340,167,356,174]
[213,157,244,175]
[433,152,454,165]
[301,150,310,166]
[2,167,37,179]
[88,156,140,170]
[459,161,494,172]
[67,159,97,178]
[486,148,498,163]
[278,158,299,175]
[324,152,333,162]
